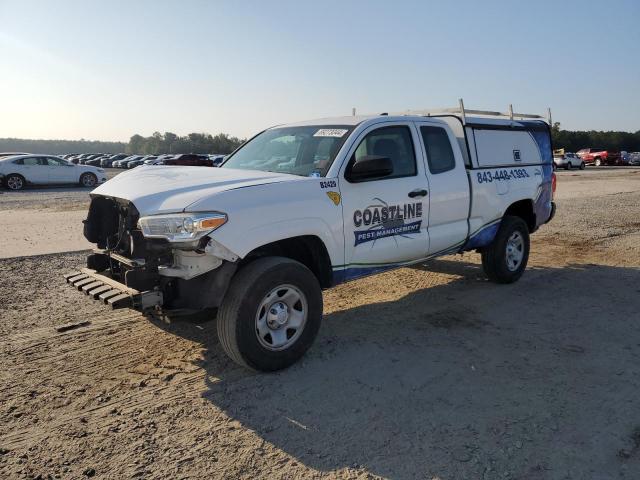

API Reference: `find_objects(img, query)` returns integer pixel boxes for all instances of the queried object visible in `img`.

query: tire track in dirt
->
[0,310,222,452]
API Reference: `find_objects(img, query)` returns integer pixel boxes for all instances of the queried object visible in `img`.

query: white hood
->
[91,166,302,215]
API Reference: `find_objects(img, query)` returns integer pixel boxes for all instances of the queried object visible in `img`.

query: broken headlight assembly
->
[137,212,227,242]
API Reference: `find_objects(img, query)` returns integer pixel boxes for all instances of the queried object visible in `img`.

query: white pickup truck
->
[67,105,556,371]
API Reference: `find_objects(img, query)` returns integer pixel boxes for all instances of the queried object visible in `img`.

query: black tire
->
[79,172,97,188]
[564,163,570,170]
[4,174,25,190]
[481,216,530,284]
[217,256,323,371]
[594,157,602,167]
[579,162,585,170]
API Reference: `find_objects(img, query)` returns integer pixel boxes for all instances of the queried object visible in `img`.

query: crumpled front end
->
[67,195,238,313]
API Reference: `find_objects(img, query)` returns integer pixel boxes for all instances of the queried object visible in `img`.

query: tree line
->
[0,131,245,156]
[551,124,640,152]
[126,132,245,155]
[1,126,639,156]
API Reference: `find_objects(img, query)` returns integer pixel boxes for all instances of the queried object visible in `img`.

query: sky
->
[0,0,638,141]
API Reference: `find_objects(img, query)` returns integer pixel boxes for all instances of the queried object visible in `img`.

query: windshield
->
[221,125,353,177]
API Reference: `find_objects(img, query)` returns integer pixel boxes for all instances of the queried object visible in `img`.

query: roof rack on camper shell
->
[391,98,553,126]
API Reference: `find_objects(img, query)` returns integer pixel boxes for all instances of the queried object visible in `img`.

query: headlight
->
[138,212,227,242]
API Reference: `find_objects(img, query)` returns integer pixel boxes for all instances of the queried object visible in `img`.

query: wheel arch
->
[504,199,536,233]
[4,172,27,188]
[241,235,333,288]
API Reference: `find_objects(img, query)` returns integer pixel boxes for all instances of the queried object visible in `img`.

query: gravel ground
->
[0,169,120,258]
[0,168,639,479]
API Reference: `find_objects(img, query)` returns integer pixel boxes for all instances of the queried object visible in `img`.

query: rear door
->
[415,121,470,255]
[18,156,49,183]
[339,122,430,277]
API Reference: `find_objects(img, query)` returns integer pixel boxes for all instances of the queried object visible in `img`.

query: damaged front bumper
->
[65,247,238,314]
[65,268,163,310]
[67,194,240,314]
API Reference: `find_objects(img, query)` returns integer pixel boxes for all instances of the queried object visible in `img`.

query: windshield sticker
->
[353,198,422,246]
[314,128,348,138]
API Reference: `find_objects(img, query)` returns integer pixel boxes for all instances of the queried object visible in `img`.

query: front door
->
[45,156,77,183]
[339,123,430,279]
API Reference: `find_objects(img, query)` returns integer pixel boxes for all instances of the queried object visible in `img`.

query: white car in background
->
[553,152,584,170]
[0,154,107,190]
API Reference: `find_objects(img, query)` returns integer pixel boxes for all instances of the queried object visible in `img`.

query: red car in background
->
[576,148,621,166]
[162,154,213,167]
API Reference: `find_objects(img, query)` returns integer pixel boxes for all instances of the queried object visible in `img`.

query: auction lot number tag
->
[314,129,348,137]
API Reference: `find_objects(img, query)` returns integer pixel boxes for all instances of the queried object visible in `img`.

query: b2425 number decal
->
[320,180,337,189]
[476,168,530,184]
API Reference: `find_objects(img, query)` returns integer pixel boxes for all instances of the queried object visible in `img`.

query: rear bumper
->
[546,201,556,224]
[65,269,163,311]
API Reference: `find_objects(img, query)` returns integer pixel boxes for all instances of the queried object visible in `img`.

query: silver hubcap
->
[7,176,23,190]
[505,231,524,271]
[255,284,307,351]
[82,175,95,186]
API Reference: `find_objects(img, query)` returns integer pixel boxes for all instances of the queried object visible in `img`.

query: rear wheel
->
[594,157,602,167]
[580,162,585,170]
[565,162,570,170]
[481,216,530,284]
[5,174,25,190]
[79,172,97,188]
[217,257,323,371]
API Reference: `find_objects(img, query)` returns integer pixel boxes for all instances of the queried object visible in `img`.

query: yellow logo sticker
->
[326,191,341,205]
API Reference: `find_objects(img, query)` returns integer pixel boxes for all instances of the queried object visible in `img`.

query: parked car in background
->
[209,154,226,167]
[145,154,174,165]
[0,154,107,190]
[113,155,141,168]
[629,152,640,166]
[128,155,156,168]
[576,148,621,166]
[0,152,30,158]
[620,151,630,165]
[162,153,212,166]
[86,154,111,167]
[101,153,129,168]
[553,152,584,170]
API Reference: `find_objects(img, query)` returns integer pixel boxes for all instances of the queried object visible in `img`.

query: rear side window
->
[15,157,42,166]
[420,126,456,174]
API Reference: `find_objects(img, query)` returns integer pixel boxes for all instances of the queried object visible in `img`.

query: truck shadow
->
[154,259,640,479]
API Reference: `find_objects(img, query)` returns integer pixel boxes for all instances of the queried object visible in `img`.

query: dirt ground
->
[0,169,121,258]
[1,168,639,479]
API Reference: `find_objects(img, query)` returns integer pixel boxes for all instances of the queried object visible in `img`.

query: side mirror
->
[347,155,393,182]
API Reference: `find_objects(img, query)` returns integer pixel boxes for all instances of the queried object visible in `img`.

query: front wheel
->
[217,257,323,371]
[481,216,530,284]
[80,172,97,188]
[580,162,585,170]
[594,158,602,167]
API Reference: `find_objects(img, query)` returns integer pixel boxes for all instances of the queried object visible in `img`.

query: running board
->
[64,269,163,310]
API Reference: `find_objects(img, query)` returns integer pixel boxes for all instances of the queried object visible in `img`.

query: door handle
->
[408,189,428,198]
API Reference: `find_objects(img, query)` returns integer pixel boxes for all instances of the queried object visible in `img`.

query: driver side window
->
[351,126,416,180]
